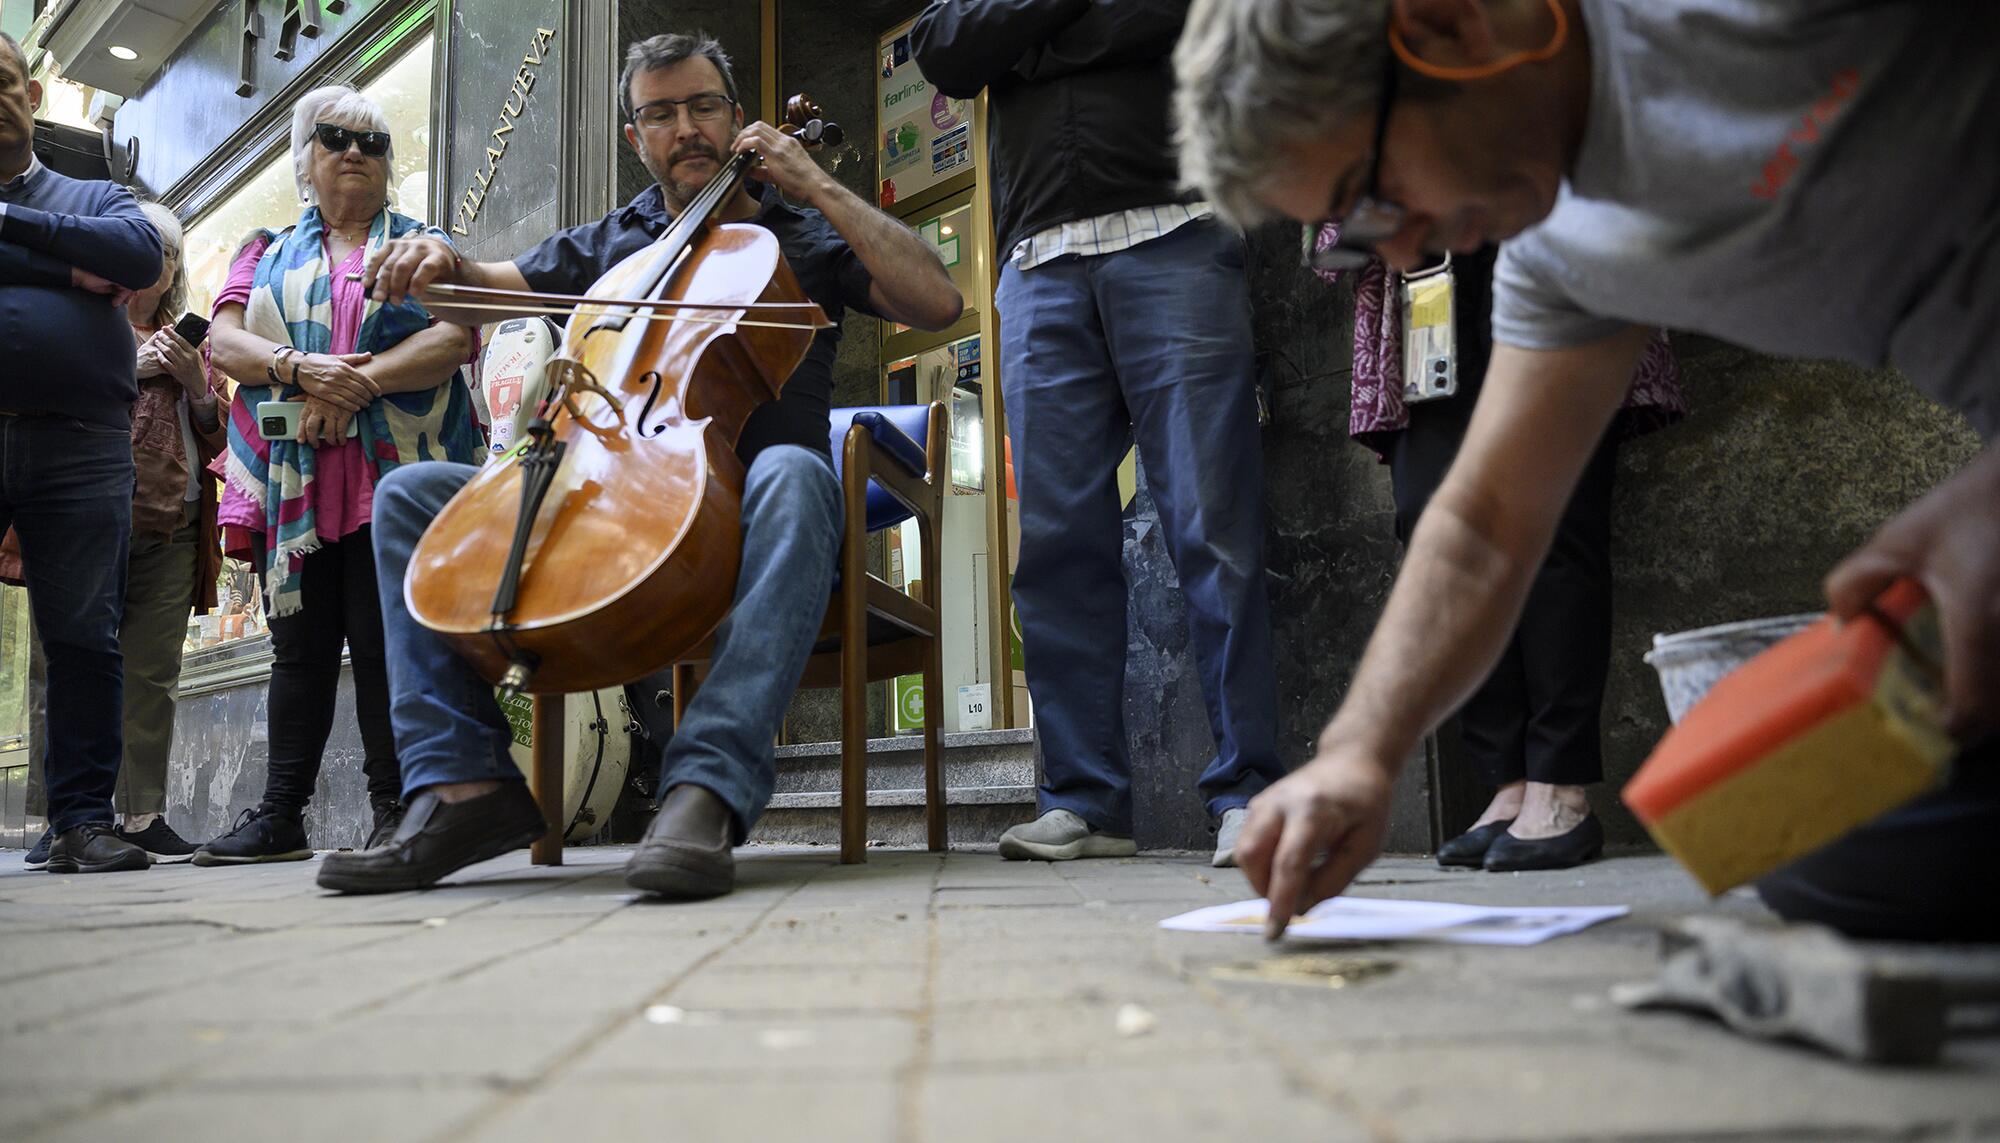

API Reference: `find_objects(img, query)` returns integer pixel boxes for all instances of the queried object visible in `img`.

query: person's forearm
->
[0,201,162,290]
[208,316,286,389]
[1319,333,1647,773]
[361,323,475,395]
[806,178,963,331]
[1324,499,1543,769]
[426,258,536,328]
[0,239,69,286]
[911,0,1093,97]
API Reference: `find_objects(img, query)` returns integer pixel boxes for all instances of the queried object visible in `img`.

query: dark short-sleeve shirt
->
[513,182,880,461]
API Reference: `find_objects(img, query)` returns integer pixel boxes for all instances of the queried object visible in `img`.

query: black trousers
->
[1757,736,2000,942]
[253,528,400,813]
[1386,377,1619,790]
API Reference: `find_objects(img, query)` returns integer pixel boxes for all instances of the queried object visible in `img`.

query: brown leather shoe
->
[624,784,736,899]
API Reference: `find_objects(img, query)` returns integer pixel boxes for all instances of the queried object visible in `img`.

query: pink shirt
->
[213,235,376,555]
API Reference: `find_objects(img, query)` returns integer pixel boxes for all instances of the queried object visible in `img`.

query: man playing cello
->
[334,31,961,897]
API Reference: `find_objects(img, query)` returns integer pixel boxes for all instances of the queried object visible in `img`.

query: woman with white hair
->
[195,85,479,865]
[10,201,225,866]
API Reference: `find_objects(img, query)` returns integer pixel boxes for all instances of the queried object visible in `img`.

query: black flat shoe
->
[624,784,736,900]
[316,783,547,895]
[1436,820,1515,868]
[1484,814,1604,872]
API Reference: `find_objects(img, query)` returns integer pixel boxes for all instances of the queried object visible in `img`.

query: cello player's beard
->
[642,137,725,212]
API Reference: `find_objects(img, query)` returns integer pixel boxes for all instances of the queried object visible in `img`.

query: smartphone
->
[172,311,210,347]
[256,400,360,441]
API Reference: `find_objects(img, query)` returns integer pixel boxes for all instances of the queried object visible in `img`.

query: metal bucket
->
[1643,613,1822,725]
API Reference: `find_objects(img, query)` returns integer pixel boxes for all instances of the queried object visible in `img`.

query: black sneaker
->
[191,806,313,865]
[365,801,406,850]
[46,823,150,874]
[24,828,52,870]
[116,817,199,864]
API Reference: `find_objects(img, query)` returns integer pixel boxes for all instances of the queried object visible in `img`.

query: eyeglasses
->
[631,92,736,130]
[1302,52,1405,272]
[314,123,391,158]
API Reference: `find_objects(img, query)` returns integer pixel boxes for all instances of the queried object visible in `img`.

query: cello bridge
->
[547,358,625,426]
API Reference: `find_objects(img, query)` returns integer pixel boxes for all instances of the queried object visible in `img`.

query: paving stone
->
[920,1060,1373,1143]
[668,962,926,1012]
[32,1082,496,1143]
[932,955,1196,1009]
[928,995,1261,1069]
[569,1012,916,1078]
[1301,1027,2000,1143]
[478,1075,899,1142]
[187,1011,607,1086]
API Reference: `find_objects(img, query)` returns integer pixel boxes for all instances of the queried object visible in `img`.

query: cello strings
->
[417,298,835,332]
[339,274,829,315]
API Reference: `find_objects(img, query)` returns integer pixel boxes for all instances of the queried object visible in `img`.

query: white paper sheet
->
[1159,896,1630,946]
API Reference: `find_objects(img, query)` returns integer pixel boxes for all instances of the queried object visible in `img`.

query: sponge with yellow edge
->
[1623,579,1954,896]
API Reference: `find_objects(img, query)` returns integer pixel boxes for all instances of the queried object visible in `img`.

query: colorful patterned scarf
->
[226,206,481,617]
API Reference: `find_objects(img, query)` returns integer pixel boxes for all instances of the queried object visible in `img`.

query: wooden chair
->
[530,402,950,866]
[676,402,950,863]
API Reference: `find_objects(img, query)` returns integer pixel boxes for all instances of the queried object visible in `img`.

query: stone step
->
[752,728,1038,847]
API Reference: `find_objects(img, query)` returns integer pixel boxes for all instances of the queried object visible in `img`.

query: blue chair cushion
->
[828,406,931,533]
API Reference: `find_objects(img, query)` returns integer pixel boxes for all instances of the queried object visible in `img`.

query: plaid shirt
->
[1009,202,1213,269]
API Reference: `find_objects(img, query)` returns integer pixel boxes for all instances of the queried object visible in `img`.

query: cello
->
[403,96,847,696]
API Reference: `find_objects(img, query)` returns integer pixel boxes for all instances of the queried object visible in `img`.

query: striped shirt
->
[1009,202,1213,270]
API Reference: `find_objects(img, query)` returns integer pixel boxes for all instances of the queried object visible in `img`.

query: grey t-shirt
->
[1493,0,2000,438]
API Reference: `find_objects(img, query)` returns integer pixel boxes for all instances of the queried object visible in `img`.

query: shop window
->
[0,586,31,752]
[179,34,436,655]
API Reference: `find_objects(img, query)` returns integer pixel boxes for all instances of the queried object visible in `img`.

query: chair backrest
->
[828,405,937,533]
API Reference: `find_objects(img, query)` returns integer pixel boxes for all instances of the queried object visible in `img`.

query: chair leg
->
[530,693,564,866]
[921,498,949,853]
[840,432,872,865]
[839,629,867,865]
[671,662,696,726]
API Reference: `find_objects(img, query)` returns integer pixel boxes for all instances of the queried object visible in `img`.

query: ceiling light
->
[108,45,140,61]
[940,225,954,236]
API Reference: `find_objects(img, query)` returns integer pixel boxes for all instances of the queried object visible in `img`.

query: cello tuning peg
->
[819,121,846,149]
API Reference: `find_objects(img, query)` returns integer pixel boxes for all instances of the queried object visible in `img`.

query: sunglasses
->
[314,123,391,158]
[1302,51,1405,272]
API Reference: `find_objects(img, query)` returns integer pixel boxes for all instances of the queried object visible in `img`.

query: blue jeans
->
[371,446,843,838]
[996,218,1283,835]
[0,415,133,833]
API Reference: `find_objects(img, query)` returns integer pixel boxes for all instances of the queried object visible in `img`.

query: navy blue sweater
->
[0,162,164,428]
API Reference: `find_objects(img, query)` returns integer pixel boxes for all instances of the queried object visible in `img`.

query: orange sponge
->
[1624,580,1954,895]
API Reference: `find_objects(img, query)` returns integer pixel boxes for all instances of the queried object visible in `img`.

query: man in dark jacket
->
[0,33,164,874]
[912,1,1284,866]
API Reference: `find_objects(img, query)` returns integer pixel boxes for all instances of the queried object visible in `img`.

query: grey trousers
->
[25,520,199,819]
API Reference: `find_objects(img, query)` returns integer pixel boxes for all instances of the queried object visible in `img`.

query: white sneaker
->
[1212,807,1249,868]
[997,809,1138,862]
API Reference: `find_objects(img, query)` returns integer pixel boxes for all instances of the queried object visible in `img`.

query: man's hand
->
[364,236,459,307]
[1825,442,2000,740]
[72,265,134,309]
[291,351,379,412]
[1234,746,1395,941]
[733,122,838,208]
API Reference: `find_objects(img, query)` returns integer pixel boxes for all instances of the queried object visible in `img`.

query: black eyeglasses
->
[1302,52,1406,272]
[314,123,391,158]
[631,92,737,130]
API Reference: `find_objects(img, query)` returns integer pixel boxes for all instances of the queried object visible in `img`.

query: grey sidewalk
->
[1,848,1995,1143]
